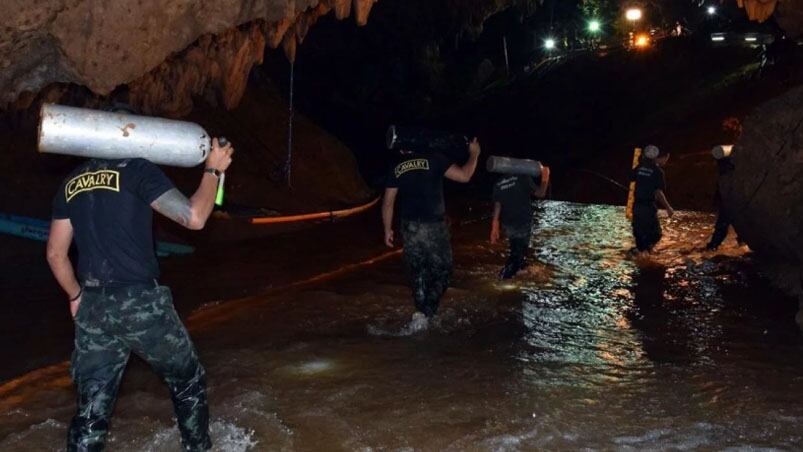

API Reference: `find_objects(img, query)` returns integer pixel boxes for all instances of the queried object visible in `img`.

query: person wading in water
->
[47,104,233,451]
[382,138,481,330]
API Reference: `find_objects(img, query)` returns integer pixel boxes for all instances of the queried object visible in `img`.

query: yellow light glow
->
[625,8,642,21]
[634,34,650,48]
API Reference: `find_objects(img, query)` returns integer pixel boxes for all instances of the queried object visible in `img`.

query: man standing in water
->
[490,164,551,278]
[631,145,674,255]
[382,138,481,327]
[46,106,233,451]
[706,146,742,251]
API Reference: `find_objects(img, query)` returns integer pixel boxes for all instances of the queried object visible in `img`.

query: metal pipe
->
[38,104,211,167]
[486,156,543,177]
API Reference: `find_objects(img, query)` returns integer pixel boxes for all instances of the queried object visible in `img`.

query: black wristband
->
[69,288,83,302]
[204,168,223,179]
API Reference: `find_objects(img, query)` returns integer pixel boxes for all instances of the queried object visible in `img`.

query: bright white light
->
[625,8,642,21]
[707,6,717,15]
[544,38,556,50]
[588,20,601,33]
[744,36,757,42]
[711,36,725,42]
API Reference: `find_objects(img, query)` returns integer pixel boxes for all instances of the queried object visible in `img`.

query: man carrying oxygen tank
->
[46,104,233,451]
[630,144,674,255]
[382,136,481,328]
[490,163,551,279]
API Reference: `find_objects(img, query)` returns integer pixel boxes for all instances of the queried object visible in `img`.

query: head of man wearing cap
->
[644,144,669,167]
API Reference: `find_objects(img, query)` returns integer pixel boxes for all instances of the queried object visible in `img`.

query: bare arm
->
[490,201,501,244]
[534,166,551,198]
[382,188,398,247]
[151,182,214,230]
[46,219,81,317]
[151,138,233,230]
[444,138,481,183]
[492,201,501,222]
[656,189,674,217]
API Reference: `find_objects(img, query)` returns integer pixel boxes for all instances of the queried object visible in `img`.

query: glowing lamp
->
[634,33,650,48]
[707,6,717,15]
[544,38,556,50]
[588,20,601,33]
[625,8,642,22]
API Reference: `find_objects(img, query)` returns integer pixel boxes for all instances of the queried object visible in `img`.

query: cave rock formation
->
[738,0,803,37]
[723,86,803,315]
[0,0,378,112]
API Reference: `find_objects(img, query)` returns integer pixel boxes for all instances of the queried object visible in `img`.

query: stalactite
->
[736,0,779,23]
[283,32,298,64]
[128,23,269,117]
[328,0,353,20]
[1,0,382,110]
[353,0,378,26]
[267,18,294,49]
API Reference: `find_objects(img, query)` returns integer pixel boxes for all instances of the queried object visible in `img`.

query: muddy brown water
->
[1,201,801,451]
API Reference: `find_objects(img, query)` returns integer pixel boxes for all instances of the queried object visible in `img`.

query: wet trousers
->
[68,284,210,452]
[707,209,740,250]
[401,220,453,317]
[632,203,662,252]
[500,221,533,279]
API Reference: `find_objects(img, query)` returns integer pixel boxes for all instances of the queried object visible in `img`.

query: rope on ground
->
[576,168,629,192]
[249,196,381,225]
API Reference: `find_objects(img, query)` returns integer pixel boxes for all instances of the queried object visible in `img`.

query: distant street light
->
[634,33,651,48]
[588,20,601,33]
[707,6,717,15]
[625,8,643,22]
[544,38,557,50]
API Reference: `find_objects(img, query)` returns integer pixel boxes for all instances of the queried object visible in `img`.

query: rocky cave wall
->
[1,0,541,116]
[726,0,803,313]
[723,85,803,303]
[1,0,383,115]
[738,0,803,35]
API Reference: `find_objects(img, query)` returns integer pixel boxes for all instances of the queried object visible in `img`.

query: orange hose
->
[250,196,380,225]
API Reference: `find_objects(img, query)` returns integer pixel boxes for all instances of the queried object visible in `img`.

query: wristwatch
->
[204,168,223,179]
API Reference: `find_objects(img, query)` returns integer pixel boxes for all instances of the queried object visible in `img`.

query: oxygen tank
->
[386,125,469,163]
[38,104,211,168]
[711,144,733,160]
[486,156,543,177]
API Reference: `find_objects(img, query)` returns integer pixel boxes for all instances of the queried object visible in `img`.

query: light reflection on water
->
[1,201,801,451]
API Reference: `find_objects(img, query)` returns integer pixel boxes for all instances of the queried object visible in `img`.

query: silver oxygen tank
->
[386,125,470,164]
[486,156,543,177]
[38,104,211,167]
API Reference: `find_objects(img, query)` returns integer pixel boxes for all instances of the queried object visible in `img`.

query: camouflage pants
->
[500,221,532,279]
[68,284,210,452]
[401,220,453,318]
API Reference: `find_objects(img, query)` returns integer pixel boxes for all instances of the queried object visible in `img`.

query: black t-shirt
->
[493,175,538,226]
[52,158,175,287]
[386,152,451,222]
[631,160,666,206]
